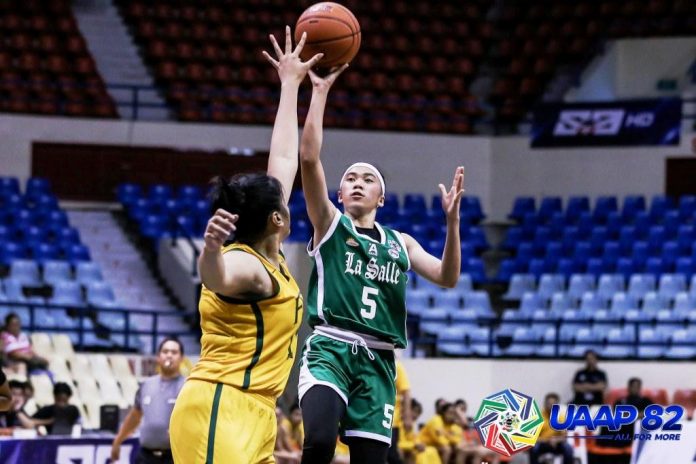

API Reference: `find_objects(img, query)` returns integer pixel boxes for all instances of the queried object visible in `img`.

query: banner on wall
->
[531,98,682,147]
[0,436,138,464]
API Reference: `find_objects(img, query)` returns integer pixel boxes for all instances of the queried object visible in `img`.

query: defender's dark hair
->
[209,173,285,244]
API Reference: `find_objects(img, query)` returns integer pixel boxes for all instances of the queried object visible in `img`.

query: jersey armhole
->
[395,231,411,271]
[215,251,281,303]
[307,208,341,257]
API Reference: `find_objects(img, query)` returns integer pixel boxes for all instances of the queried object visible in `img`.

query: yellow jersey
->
[189,243,303,408]
[393,361,411,429]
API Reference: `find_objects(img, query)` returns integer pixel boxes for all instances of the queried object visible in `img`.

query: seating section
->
[118,182,489,280]
[116,0,488,132]
[0,0,116,118]
[499,195,696,281]
[7,335,139,430]
[427,194,695,360]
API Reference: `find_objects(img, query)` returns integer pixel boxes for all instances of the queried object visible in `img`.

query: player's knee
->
[303,428,337,456]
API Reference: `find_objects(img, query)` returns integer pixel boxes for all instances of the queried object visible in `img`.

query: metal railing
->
[2,300,195,354]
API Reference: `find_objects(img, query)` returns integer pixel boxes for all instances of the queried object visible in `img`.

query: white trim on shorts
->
[298,334,348,405]
[343,430,392,445]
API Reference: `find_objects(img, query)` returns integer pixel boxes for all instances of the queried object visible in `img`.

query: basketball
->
[295,2,361,68]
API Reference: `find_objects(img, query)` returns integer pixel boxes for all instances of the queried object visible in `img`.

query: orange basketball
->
[295,2,361,68]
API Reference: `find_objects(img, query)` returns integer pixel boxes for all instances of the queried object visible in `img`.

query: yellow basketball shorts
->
[170,379,277,464]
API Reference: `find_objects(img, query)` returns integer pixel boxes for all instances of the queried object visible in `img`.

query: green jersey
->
[306,211,410,348]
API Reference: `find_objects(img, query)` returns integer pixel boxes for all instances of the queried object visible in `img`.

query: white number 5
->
[360,287,379,319]
[382,404,395,429]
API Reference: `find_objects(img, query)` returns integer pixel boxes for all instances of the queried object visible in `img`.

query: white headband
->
[340,162,385,195]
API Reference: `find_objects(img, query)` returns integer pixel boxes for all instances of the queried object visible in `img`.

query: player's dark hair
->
[53,382,72,397]
[209,173,285,244]
[158,336,184,356]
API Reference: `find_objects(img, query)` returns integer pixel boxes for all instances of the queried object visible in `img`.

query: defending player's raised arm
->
[300,65,348,240]
[263,26,323,205]
[403,167,465,288]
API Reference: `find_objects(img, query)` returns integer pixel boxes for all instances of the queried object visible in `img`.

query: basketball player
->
[298,68,465,464]
[169,27,322,464]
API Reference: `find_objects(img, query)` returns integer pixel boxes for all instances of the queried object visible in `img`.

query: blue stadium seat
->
[528,259,551,279]
[450,309,479,325]
[638,328,666,359]
[556,258,581,279]
[579,292,606,311]
[596,274,625,301]
[463,291,492,316]
[567,274,596,300]
[644,257,666,277]
[2,279,43,304]
[664,329,696,359]
[117,183,142,205]
[537,274,565,300]
[406,290,430,316]
[494,259,521,283]
[539,197,562,222]
[575,213,593,239]
[678,195,696,221]
[51,281,85,307]
[549,292,573,312]
[647,226,667,254]
[34,308,57,329]
[602,327,634,358]
[517,242,535,262]
[454,274,473,293]
[463,197,484,223]
[677,225,695,254]
[615,258,636,280]
[662,211,680,239]
[42,260,72,285]
[649,195,675,222]
[565,196,590,223]
[0,177,20,196]
[621,195,645,222]
[661,241,679,268]
[677,258,696,284]
[610,292,638,312]
[66,244,91,264]
[517,291,543,315]
[503,274,536,300]
[567,327,603,358]
[657,274,687,301]
[26,177,51,196]
[593,196,618,223]
[673,292,695,314]
[501,227,524,251]
[9,260,41,285]
[436,325,471,356]
[433,292,461,310]
[86,282,116,306]
[509,197,535,222]
[75,262,102,285]
[602,241,620,263]
[464,258,486,284]
[641,292,667,313]
[618,226,637,255]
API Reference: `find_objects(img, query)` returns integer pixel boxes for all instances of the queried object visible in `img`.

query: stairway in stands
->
[73,0,169,120]
[67,210,199,355]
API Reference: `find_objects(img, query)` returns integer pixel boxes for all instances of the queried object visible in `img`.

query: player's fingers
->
[331,63,349,79]
[438,184,447,198]
[262,51,279,69]
[217,210,238,222]
[285,25,292,54]
[269,34,283,57]
[305,53,324,68]
[294,32,307,56]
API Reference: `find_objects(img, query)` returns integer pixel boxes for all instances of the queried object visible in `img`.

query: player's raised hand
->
[308,63,349,95]
[262,25,323,87]
[203,209,238,253]
[439,166,465,220]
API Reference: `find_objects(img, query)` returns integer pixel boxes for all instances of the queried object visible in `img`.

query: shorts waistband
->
[314,325,395,351]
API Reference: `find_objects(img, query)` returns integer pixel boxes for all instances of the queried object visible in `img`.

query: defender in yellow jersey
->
[169,27,322,464]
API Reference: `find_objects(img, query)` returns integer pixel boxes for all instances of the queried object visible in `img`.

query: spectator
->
[530,393,573,464]
[399,399,441,464]
[0,380,30,428]
[572,350,607,406]
[283,403,304,452]
[22,380,37,416]
[110,337,186,464]
[617,378,651,414]
[28,382,80,435]
[275,407,302,463]
[419,401,456,463]
[389,358,412,464]
[453,399,500,464]
[1,313,48,375]
[0,369,11,412]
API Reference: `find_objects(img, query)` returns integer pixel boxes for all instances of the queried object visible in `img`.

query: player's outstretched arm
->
[403,167,465,288]
[300,65,348,241]
[263,26,323,205]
